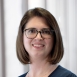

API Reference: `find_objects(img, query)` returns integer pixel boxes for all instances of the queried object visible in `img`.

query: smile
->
[32,44,45,49]
[32,44,44,47]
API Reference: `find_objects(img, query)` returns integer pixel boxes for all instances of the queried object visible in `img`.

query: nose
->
[35,31,43,40]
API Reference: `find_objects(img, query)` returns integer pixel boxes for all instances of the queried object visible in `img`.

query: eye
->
[28,28,36,34]
[41,29,51,35]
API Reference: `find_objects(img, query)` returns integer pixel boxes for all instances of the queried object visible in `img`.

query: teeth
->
[33,44,44,47]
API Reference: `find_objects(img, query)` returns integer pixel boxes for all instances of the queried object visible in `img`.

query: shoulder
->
[49,65,77,77]
[18,72,27,77]
[58,65,77,77]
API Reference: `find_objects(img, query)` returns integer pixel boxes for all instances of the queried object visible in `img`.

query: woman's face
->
[23,16,54,59]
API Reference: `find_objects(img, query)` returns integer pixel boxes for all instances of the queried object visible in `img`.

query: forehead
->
[25,16,49,29]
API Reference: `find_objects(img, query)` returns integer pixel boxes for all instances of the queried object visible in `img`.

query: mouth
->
[32,44,45,49]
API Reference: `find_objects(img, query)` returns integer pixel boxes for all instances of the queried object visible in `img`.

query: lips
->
[32,43,45,49]
[32,44,44,47]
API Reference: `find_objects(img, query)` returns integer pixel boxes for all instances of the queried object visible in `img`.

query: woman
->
[16,8,77,77]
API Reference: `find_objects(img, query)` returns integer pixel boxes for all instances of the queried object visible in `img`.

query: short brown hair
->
[16,7,64,64]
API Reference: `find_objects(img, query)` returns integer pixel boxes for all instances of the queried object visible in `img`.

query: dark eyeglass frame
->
[24,28,55,39]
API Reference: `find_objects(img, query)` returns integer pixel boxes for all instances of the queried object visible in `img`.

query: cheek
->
[23,35,31,50]
[45,38,54,51]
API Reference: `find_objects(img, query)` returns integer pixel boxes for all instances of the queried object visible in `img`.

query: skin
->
[23,16,57,77]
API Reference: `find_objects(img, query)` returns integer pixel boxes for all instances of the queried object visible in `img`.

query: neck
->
[28,59,58,77]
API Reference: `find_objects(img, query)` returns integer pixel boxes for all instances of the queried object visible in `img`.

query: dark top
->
[19,65,77,77]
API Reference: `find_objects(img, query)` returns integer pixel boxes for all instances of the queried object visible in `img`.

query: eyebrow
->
[25,27,50,30]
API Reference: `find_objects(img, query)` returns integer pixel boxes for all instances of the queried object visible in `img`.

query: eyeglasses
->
[24,28,54,39]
